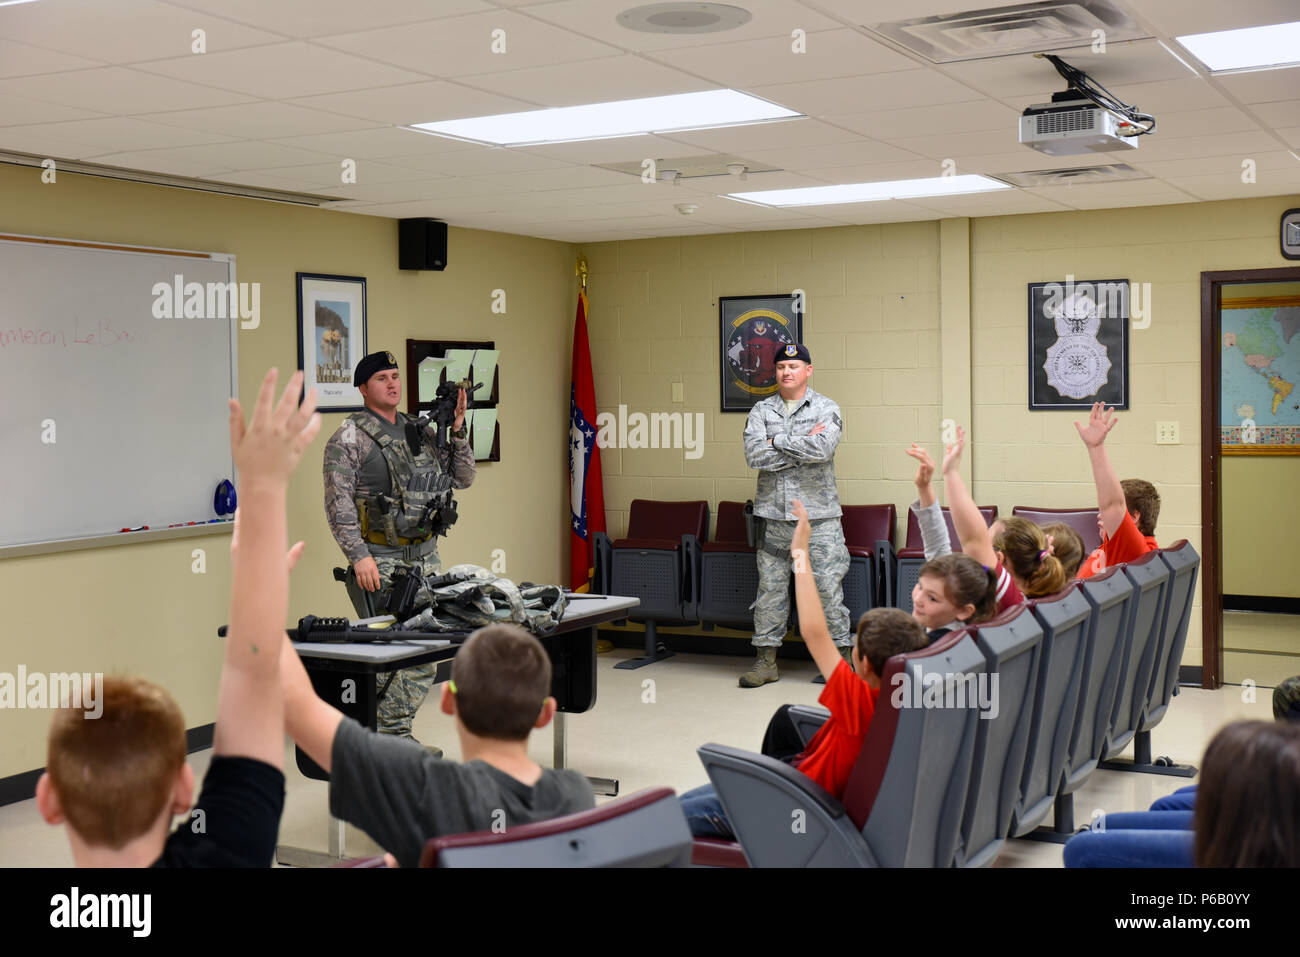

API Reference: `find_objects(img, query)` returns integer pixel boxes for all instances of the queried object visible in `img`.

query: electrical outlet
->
[671,381,683,403]
[1156,421,1180,445]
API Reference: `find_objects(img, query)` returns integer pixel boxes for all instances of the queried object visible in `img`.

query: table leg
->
[551,709,619,797]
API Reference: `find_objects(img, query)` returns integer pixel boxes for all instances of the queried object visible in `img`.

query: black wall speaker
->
[399,218,447,271]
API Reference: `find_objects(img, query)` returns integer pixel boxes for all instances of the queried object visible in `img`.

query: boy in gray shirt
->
[279,623,594,867]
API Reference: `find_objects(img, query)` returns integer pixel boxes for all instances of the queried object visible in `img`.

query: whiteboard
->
[0,233,238,554]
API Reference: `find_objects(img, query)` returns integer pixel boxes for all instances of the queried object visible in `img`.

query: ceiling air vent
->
[993,163,1150,187]
[595,153,782,181]
[864,0,1149,63]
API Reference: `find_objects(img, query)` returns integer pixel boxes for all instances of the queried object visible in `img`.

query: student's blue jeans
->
[679,784,734,840]
[1064,808,1195,867]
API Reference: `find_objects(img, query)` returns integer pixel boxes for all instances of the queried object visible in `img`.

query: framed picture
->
[719,294,803,412]
[1220,296,1300,455]
[296,273,367,412]
[1028,278,1129,411]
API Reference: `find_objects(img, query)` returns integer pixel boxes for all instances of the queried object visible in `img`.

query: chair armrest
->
[697,743,876,867]
[681,533,702,620]
[592,531,612,594]
[875,539,896,608]
[786,704,831,748]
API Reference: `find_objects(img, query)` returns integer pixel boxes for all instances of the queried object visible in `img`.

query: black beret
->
[776,342,811,364]
[353,350,399,387]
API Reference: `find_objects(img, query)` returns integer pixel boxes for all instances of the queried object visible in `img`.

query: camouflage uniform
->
[743,386,851,649]
[323,410,476,737]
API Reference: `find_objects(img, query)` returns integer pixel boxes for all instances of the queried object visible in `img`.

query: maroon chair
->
[1011,506,1102,553]
[840,504,896,623]
[698,501,759,629]
[420,788,692,867]
[891,505,998,612]
[593,500,709,669]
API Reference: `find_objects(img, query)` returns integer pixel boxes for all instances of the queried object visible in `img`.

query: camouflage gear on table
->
[752,516,851,649]
[324,408,476,738]
[743,386,843,521]
[402,564,569,636]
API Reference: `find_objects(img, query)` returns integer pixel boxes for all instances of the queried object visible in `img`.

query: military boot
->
[739,647,779,688]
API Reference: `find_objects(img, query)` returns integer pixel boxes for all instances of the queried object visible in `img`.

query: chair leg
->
[1098,730,1197,777]
[613,620,675,670]
[1017,792,1077,845]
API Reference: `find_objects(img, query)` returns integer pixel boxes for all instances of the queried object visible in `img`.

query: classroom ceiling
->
[1,0,1298,242]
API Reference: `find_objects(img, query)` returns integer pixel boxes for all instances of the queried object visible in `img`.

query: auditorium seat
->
[1012,585,1092,838]
[1011,506,1102,553]
[695,630,985,867]
[1100,551,1172,763]
[840,504,896,625]
[1103,542,1201,777]
[420,788,693,868]
[889,506,998,612]
[593,499,709,669]
[697,501,759,630]
[956,604,1043,867]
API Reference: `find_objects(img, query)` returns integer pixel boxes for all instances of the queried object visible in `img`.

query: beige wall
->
[584,194,1300,671]
[0,163,574,778]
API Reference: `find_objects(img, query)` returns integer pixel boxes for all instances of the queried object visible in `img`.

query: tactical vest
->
[350,412,453,546]
[400,564,568,636]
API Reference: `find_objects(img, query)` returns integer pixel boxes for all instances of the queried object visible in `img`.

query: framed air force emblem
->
[719,294,803,412]
[1028,278,1129,411]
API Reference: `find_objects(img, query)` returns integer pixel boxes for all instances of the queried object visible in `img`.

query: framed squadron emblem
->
[1028,278,1129,411]
[719,294,803,412]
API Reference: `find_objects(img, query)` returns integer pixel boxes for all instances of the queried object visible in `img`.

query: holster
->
[744,499,757,548]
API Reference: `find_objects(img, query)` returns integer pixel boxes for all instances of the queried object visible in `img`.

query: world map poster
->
[1221,300,1300,454]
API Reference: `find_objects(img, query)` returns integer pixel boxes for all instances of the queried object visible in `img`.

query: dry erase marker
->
[120,526,149,532]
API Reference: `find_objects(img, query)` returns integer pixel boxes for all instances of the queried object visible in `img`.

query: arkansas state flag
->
[569,289,606,590]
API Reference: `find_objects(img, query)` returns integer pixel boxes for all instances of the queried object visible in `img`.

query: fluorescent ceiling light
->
[1176,20,1300,72]
[409,90,801,146]
[0,0,43,6]
[728,174,1011,207]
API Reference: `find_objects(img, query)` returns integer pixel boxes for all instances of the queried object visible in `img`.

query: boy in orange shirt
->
[680,499,926,838]
[1074,402,1160,578]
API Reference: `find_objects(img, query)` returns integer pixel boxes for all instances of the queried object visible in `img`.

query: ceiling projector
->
[1020,93,1141,156]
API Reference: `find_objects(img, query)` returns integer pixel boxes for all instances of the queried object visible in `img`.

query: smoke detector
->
[675,203,698,215]
[618,3,752,35]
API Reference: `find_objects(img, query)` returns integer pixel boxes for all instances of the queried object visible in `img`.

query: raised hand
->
[791,498,812,574]
[942,425,966,475]
[228,368,321,488]
[454,387,468,431]
[905,443,936,489]
[1074,402,1117,448]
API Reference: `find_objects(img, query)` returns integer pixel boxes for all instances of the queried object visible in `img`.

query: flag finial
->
[575,255,588,290]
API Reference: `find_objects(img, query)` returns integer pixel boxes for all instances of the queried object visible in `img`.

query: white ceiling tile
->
[1162,170,1300,201]
[1106,129,1279,160]
[0,93,107,126]
[312,9,623,78]
[304,180,480,204]
[826,99,1021,139]
[800,158,952,182]
[1107,76,1230,112]
[645,29,919,87]
[1215,66,1300,105]
[0,0,281,62]
[1125,0,1300,35]
[657,117,864,153]
[0,128,115,159]
[951,151,1113,176]
[376,146,573,176]
[210,159,453,191]
[509,133,702,164]
[0,116,233,153]
[517,0,843,52]
[85,139,337,172]
[457,55,718,106]
[134,42,431,98]
[1022,178,1196,209]
[164,0,493,39]
[71,150,235,179]
[1150,105,1265,137]
[0,38,105,78]
[288,82,536,126]
[0,66,257,114]
[901,190,1075,215]
[890,128,1025,160]
[270,127,471,160]
[1131,150,1300,178]
[749,68,986,115]
[465,164,636,191]
[740,137,925,170]
[1252,101,1300,130]
[134,101,374,138]
[1276,127,1300,149]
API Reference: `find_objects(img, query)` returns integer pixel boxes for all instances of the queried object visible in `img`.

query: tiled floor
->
[1224,611,1300,688]
[0,647,1276,868]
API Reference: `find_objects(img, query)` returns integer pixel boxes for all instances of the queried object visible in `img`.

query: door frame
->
[1199,265,1300,688]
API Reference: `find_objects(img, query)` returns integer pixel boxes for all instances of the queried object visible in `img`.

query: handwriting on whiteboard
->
[0,318,142,350]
